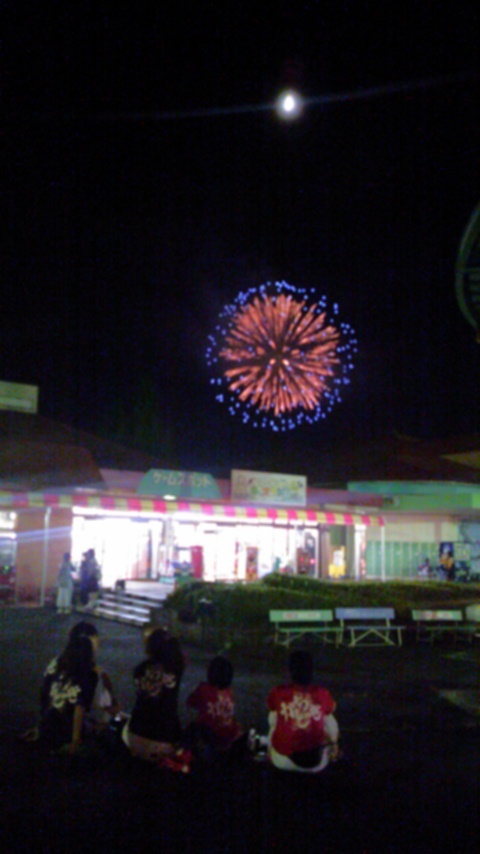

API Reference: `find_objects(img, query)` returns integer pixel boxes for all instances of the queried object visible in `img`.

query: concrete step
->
[90,603,151,627]
[84,589,168,628]
[101,593,153,612]
[109,591,166,607]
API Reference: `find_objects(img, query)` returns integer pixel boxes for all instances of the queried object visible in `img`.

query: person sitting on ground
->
[186,655,243,759]
[55,621,120,731]
[122,628,185,764]
[20,621,120,742]
[39,634,98,754]
[266,649,340,773]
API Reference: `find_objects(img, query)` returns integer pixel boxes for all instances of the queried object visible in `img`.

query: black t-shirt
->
[129,658,183,744]
[40,660,98,748]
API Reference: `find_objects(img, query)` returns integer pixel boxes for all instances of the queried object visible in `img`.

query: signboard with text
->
[231,469,307,507]
[0,381,38,414]
[137,469,222,500]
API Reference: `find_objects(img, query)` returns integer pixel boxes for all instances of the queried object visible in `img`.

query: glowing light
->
[206,281,357,431]
[276,89,303,119]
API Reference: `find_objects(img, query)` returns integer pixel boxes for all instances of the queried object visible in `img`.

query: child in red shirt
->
[187,655,242,756]
[267,649,339,773]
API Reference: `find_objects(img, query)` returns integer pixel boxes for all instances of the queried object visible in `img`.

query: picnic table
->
[335,607,404,647]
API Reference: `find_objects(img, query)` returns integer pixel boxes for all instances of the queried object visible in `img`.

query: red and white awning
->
[0,490,385,526]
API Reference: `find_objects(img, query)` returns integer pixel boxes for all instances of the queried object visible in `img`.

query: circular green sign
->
[456,202,480,342]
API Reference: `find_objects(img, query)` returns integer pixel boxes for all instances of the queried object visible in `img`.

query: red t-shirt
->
[187,682,241,747]
[267,683,335,756]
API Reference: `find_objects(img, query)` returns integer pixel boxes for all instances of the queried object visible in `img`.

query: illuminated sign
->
[137,469,222,500]
[0,381,39,414]
[231,469,307,506]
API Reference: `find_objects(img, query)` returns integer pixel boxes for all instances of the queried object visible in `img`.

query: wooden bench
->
[412,609,476,645]
[335,607,404,647]
[269,610,341,647]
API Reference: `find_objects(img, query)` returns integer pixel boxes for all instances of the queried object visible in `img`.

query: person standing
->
[79,549,102,609]
[56,552,75,614]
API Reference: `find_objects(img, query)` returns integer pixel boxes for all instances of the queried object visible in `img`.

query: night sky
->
[3,3,480,475]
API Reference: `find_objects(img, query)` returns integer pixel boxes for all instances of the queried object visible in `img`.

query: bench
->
[465,605,480,638]
[269,610,341,647]
[412,609,476,645]
[335,607,404,647]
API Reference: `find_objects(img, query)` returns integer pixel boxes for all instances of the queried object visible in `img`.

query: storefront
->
[56,497,385,587]
[0,489,385,599]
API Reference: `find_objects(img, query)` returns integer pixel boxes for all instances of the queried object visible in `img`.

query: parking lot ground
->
[1,607,479,853]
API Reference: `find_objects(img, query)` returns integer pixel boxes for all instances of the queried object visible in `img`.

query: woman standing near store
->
[56,552,75,614]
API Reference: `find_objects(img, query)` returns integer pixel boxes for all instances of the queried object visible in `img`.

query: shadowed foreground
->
[1,608,479,853]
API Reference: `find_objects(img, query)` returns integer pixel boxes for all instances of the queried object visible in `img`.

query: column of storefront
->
[15,507,73,601]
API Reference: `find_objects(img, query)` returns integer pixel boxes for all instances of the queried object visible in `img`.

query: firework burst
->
[206,281,357,431]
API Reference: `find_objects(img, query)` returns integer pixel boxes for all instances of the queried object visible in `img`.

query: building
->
[1,411,480,599]
[0,475,386,600]
[350,481,480,579]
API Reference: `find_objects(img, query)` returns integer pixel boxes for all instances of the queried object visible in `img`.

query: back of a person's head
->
[146,627,169,662]
[207,655,233,689]
[288,650,313,686]
[59,635,95,682]
[143,623,168,649]
[161,636,184,677]
[69,621,98,643]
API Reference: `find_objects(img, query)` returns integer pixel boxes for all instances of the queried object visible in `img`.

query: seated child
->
[20,621,120,743]
[122,628,185,763]
[186,655,243,757]
[267,649,339,773]
[70,621,120,732]
[39,634,99,753]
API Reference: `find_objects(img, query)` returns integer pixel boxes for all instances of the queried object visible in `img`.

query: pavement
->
[1,606,479,853]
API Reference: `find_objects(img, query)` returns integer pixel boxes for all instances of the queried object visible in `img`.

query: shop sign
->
[0,381,38,414]
[137,469,222,500]
[231,469,307,507]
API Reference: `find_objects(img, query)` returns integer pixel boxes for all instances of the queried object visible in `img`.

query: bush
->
[164,574,480,630]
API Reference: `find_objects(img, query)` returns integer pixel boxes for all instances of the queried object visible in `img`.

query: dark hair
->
[146,627,169,661]
[146,631,184,680]
[288,650,313,686]
[207,655,233,689]
[69,621,98,642]
[143,623,168,642]
[162,636,185,678]
[57,636,95,683]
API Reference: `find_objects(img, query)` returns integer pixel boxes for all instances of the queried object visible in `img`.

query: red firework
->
[219,293,341,416]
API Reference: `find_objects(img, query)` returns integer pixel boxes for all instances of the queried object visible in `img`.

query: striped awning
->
[0,490,384,527]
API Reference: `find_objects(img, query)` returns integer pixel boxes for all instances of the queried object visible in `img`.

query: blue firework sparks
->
[206,281,357,431]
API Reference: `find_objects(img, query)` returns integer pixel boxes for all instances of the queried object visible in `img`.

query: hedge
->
[164,573,480,629]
